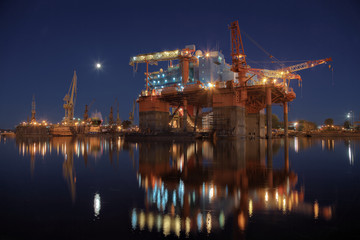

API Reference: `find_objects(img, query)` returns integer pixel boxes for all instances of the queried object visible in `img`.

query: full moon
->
[96,63,102,69]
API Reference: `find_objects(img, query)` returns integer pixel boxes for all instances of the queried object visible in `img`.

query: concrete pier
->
[138,97,169,132]
[246,110,265,138]
[213,106,246,137]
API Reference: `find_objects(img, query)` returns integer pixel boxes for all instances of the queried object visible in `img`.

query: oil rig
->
[130,21,331,138]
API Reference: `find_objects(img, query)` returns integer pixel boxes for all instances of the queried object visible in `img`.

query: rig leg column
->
[266,87,272,139]
[183,99,188,132]
[285,136,289,173]
[267,139,273,188]
[284,102,288,137]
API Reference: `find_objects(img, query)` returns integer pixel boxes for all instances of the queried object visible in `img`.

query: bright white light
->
[209,186,214,200]
[94,193,101,217]
[96,63,102,69]
[294,137,299,153]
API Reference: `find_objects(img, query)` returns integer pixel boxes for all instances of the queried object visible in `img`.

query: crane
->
[115,98,121,126]
[247,58,332,88]
[83,99,95,122]
[129,100,135,125]
[63,71,77,124]
[229,21,332,88]
[129,48,197,92]
[229,20,248,86]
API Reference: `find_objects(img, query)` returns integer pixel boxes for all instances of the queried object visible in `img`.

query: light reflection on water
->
[2,136,359,238]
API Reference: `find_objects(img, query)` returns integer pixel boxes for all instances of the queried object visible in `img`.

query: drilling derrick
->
[63,71,77,124]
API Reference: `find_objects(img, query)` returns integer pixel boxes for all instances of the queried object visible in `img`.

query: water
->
[1,135,360,239]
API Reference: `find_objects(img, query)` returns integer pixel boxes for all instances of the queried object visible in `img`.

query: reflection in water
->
[345,140,355,165]
[94,193,101,218]
[16,136,130,201]
[322,139,335,151]
[131,138,333,237]
[15,136,355,237]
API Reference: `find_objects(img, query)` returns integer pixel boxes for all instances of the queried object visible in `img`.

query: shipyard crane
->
[63,71,77,124]
[83,99,95,122]
[129,100,135,125]
[115,98,121,126]
[229,21,332,88]
[248,58,332,88]
[129,48,197,92]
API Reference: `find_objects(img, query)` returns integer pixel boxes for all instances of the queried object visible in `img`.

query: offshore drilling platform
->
[130,21,331,138]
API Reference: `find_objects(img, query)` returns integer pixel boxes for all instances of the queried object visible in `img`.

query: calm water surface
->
[1,136,360,239]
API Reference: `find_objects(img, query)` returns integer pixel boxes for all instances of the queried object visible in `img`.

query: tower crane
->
[63,71,77,124]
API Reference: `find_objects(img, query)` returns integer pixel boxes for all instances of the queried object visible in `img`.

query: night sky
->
[1,0,359,129]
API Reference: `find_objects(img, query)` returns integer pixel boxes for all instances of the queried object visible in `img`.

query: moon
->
[96,63,102,69]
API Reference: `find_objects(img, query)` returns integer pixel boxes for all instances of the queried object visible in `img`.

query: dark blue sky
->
[1,0,359,128]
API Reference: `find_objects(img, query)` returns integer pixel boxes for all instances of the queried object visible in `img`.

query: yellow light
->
[147,213,154,231]
[163,215,170,236]
[282,198,286,213]
[265,191,269,202]
[139,211,145,230]
[206,53,210,57]
[249,200,253,217]
[206,212,212,234]
[185,217,191,236]
[273,79,277,84]
[263,78,267,83]
[314,201,319,219]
